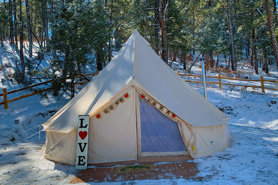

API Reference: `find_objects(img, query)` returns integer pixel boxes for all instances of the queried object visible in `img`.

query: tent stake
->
[201,61,208,99]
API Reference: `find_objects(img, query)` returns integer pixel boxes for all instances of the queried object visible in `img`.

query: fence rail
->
[178,72,278,93]
[1,70,277,109]
[0,71,98,109]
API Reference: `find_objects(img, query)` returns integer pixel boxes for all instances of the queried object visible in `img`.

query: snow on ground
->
[194,88,278,185]
[0,42,278,184]
[0,42,18,90]
[1,86,278,185]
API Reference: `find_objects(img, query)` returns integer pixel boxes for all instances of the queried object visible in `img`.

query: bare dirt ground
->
[70,156,200,183]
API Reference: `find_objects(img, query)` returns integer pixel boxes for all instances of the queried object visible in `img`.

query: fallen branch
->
[187,52,202,73]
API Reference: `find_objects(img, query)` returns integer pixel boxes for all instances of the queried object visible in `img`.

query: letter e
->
[77,156,86,165]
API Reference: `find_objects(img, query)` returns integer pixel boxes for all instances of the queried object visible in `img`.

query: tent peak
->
[132,29,138,33]
[131,29,142,38]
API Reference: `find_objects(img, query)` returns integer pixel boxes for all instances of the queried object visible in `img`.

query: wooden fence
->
[1,70,277,109]
[0,71,98,109]
[178,72,278,93]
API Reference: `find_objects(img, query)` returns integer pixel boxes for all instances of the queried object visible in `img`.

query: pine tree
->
[226,0,237,71]
[0,1,8,47]
[8,0,14,45]
[265,0,278,70]
[19,0,25,81]
[159,0,169,64]
[13,0,18,50]
[92,0,111,71]
[26,0,32,58]
[48,0,110,97]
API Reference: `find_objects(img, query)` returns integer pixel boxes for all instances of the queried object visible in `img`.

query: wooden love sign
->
[76,115,90,170]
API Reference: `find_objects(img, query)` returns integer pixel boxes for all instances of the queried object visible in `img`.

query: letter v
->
[78,143,87,152]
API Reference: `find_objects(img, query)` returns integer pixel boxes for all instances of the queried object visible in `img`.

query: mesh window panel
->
[139,97,187,152]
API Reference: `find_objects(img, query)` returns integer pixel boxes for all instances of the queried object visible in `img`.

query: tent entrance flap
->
[139,96,187,154]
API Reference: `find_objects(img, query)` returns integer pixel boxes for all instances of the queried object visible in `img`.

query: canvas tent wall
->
[42,30,231,165]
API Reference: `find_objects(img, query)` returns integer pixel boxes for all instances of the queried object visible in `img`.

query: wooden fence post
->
[218,74,222,89]
[3,88,8,109]
[260,76,265,93]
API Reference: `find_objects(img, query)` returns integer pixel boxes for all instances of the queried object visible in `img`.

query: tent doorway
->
[138,95,188,157]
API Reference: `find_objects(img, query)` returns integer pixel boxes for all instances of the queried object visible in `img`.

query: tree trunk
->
[43,0,49,47]
[187,52,202,73]
[70,75,75,98]
[96,50,103,71]
[26,0,32,58]
[50,0,56,58]
[226,0,236,71]
[63,50,69,77]
[33,4,38,40]
[216,52,219,66]
[265,0,278,70]
[41,1,45,48]
[173,50,177,62]
[153,0,159,54]
[192,2,195,55]
[260,54,262,67]
[13,0,18,50]
[250,10,255,67]
[0,0,4,47]
[0,25,3,47]
[246,39,250,59]
[273,0,277,28]
[38,26,42,43]
[159,0,168,64]
[108,0,114,61]
[19,0,25,81]
[250,38,254,67]
[254,44,258,74]
[9,0,14,45]
[262,48,269,74]
[228,55,230,68]
[26,25,42,49]
[209,50,213,63]
[180,51,187,70]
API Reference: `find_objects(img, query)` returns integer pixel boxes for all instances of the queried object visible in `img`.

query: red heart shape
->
[79,131,87,140]
[141,94,145,99]
[172,113,176,118]
[96,114,101,119]
[124,93,129,98]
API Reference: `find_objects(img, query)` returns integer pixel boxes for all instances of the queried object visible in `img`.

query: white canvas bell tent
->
[42,30,231,165]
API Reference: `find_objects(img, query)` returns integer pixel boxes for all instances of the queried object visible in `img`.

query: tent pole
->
[201,60,208,99]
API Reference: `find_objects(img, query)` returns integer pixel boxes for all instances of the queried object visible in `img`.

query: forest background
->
[0,0,278,95]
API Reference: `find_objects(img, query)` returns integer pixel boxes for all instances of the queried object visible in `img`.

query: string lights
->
[95,92,179,122]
